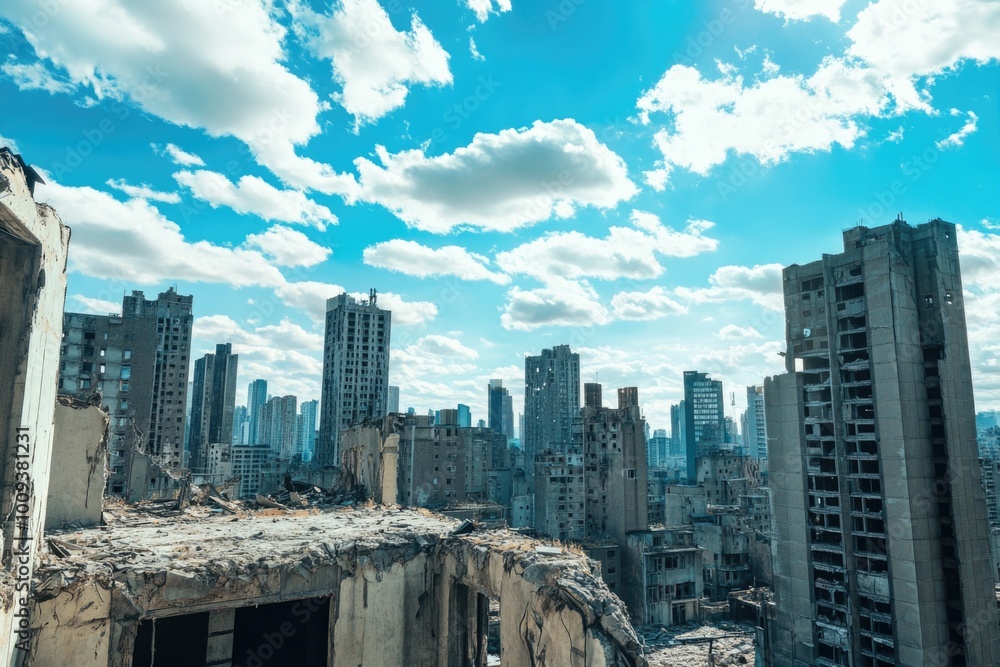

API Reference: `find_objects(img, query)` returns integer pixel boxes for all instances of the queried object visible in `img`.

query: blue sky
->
[1,0,998,434]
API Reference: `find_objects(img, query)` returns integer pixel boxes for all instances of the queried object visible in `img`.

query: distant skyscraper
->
[188,343,239,474]
[387,385,400,414]
[59,288,193,499]
[743,386,766,460]
[523,345,580,463]
[318,291,391,466]
[766,219,999,666]
[584,382,603,408]
[232,405,248,445]
[682,371,725,483]
[247,379,268,445]
[649,429,669,468]
[261,395,298,460]
[487,379,514,440]
[299,399,318,461]
[457,403,471,428]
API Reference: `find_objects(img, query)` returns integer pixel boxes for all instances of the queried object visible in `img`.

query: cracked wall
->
[46,398,109,531]
[0,148,70,666]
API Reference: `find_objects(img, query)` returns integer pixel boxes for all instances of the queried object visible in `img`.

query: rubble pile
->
[641,622,756,667]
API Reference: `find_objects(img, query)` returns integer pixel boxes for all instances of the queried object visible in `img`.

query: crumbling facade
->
[31,507,647,667]
[766,219,1000,666]
[0,148,70,665]
[45,398,108,531]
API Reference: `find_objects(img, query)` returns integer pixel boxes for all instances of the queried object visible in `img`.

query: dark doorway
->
[133,612,210,667]
[231,597,330,667]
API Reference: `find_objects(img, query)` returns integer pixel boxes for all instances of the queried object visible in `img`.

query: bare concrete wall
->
[46,398,108,531]
[0,150,70,666]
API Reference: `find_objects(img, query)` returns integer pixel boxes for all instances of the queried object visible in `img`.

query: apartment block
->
[523,345,580,463]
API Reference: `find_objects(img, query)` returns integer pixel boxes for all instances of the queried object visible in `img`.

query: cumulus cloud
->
[0,1,357,194]
[637,59,890,188]
[754,0,848,22]
[69,295,121,315]
[935,111,978,150]
[716,324,764,340]
[356,119,637,233]
[273,280,439,327]
[244,225,331,267]
[154,143,205,167]
[174,170,338,230]
[105,178,181,203]
[292,0,452,127]
[0,133,19,152]
[363,239,509,284]
[496,211,717,283]
[411,334,479,359]
[501,279,609,331]
[676,263,784,310]
[465,0,512,22]
[193,315,323,400]
[611,287,687,321]
[36,180,287,287]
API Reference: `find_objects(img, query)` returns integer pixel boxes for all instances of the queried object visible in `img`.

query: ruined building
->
[61,288,193,499]
[524,344,581,465]
[318,291,391,467]
[766,219,999,666]
[682,371,726,483]
[0,148,69,665]
[188,342,238,478]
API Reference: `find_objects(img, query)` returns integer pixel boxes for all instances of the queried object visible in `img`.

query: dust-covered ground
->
[641,622,757,666]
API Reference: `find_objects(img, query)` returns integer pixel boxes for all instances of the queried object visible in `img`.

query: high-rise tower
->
[317,291,391,467]
[523,345,580,463]
[766,219,998,666]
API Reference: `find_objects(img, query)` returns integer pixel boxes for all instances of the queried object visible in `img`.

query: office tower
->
[617,386,639,409]
[318,291,391,467]
[457,404,472,428]
[584,382,603,408]
[188,343,239,474]
[247,379,268,445]
[60,288,193,499]
[766,219,999,666]
[299,399,318,461]
[523,345,580,463]
[669,403,684,457]
[649,429,669,468]
[387,385,400,414]
[582,387,649,544]
[743,386,766,460]
[487,379,514,440]
[261,395,298,460]
[682,371,725,483]
[232,405,248,445]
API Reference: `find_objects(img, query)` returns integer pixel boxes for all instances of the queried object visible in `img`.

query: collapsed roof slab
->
[29,505,647,667]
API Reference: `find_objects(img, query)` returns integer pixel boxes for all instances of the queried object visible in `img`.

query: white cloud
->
[36,180,286,287]
[173,170,338,230]
[754,0,848,22]
[676,263,785,310]
[935,111,978,150]
[716,324,764,340]
[0,134,20,153]
[292,0,452,128]
[105,178,181,203]
[273,280,439,327]
[193,315,323,400]
[363,239,509,284]
[154,143,205,167]
[501,279,609,331]
[69,295,121,315]
[611,287,688,321]
[0,1,357,195]
[410,334,478,359]
[637,59,890,188]
[356,119,637,233]
[465,0,512,22]
[244,225,331,268]
[1,60,75,93]
[469,37,485,62]
[496,211,717,283]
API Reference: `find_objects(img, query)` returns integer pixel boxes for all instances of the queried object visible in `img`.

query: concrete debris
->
[641,622,756,666]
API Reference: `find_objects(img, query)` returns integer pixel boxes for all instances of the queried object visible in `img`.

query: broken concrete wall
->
[0,148,70,666]
[46,397,109,531]
[340,417,399,504]
[27,507,646,666]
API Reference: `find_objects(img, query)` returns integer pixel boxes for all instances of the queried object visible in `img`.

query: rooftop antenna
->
[369,287,377,306]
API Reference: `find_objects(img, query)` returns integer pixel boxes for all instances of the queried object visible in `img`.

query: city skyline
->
[1,1,997,434]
